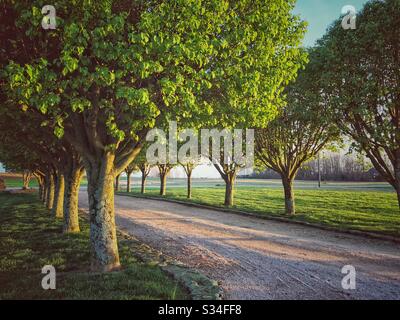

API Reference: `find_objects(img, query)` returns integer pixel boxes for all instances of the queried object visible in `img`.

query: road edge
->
[79,208,223,300]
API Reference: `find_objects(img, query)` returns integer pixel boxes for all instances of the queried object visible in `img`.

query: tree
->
[315,0,400,208]
[205,129,254,206]
[134,151,152,194]
[157,163,175,196]
[179,160,199,199]
[2,0,306,270]
[255,52,339,214]
[124,161,138,193]
[178,133,201,199]
[22,170,33,190]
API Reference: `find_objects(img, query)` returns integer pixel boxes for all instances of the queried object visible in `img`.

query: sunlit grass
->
[0,192,189,300]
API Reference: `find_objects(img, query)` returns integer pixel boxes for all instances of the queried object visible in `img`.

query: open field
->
[2,172,392,192]
[0,192,189,300]
[121,176,394,192]
[118,179,399,237]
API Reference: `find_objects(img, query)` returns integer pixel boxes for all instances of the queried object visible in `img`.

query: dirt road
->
[79,192,400,300]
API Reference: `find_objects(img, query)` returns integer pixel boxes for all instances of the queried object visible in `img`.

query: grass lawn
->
[0,192,189,300]
[1,176,38,188]
[121,186,400,237]
[0,173,88,189]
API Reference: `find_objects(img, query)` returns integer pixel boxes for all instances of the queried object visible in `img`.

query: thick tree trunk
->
[141,173,146,194]
[160,173,167,196]
[86,153,120,272]
[46,174,55,210]
[187,172,192,199]
[224,176,235,206]
[115,174,120,192]
[52,173,65,219]
[63,166,82,233]
[282,175,295,215]
[126,172,131,193]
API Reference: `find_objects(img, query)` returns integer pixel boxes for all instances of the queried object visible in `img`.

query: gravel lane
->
[79,192,400,300]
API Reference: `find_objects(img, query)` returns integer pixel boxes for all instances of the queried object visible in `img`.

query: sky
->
[293,0,370,46]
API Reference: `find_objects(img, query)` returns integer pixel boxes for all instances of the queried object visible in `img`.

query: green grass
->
[121,186,400,237]
[0,192,189,300]
[2,177,38,188]
[1,176,88,188]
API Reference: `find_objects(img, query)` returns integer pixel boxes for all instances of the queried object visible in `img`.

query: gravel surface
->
[79,192,400,300]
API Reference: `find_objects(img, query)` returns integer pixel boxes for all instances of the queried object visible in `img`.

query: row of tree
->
[0,0,306,271]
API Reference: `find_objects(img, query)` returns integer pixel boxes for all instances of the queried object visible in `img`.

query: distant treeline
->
[245,154,385,182]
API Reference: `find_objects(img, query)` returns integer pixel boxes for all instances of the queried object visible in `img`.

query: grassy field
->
[121,184,399,237]
[0,192,189,300]
[3,173,398,236]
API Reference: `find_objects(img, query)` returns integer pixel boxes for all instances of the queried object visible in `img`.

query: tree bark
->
[115,174,120,192]
[282,175,295,215]
[86,153,120,272]
[52,172,65,219]
[126,172,131,193]
[187,171,192,199]
[46,173,55,210]
[160,172,167,196]
[36,174,44,201]
[63,166,83,233]
[224,175,235,206]
[42,175,48,204]
[38,182,43,200]
[22,170,32,190]
[141,173,147,194]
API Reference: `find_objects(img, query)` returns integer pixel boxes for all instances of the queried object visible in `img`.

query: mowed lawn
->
[122,186,400,237]
[0,192,189,300]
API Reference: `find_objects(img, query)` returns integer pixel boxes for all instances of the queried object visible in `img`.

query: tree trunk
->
[42,176,48,204]
[37,176,44,201]
[160,173,167,196]
[126,172,131,193]
[46,174,55,210]
[52,173,65,219]
[115,174,120,192]
[224,176,235,206]
[282,175,295,215]
[22,171,31,190]
[141,172,146,194]
[395,161,400,210]
[38,182,43,200]
[187,171,192,199]
[63,166,82,233]
[86,153,120,272]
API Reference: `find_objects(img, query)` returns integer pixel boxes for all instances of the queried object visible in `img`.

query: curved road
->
[79,192,400,300]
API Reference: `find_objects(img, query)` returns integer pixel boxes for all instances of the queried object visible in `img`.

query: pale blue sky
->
[293,0,370,46]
